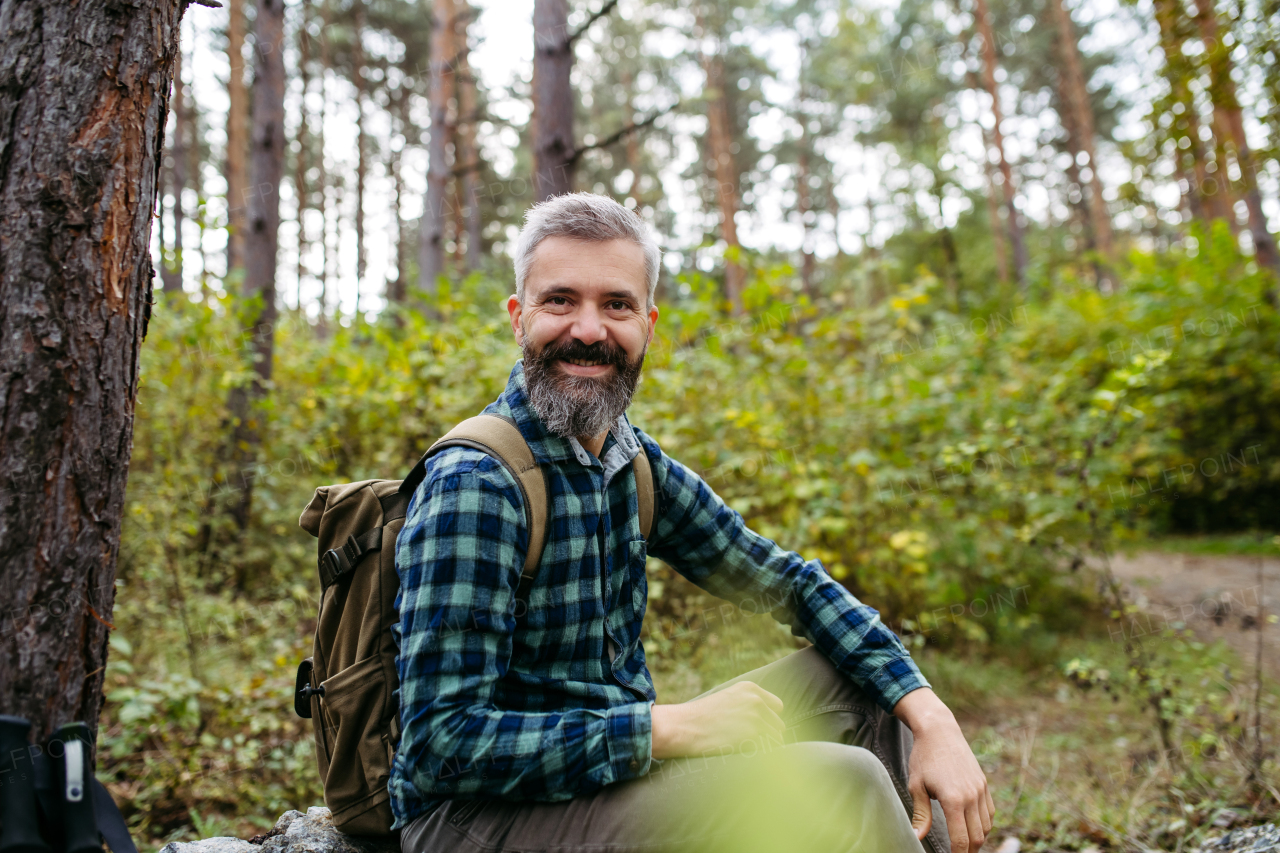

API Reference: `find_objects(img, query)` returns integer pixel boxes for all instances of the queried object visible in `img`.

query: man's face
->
[507,236,659,438]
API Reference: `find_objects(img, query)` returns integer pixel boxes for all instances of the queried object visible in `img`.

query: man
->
[391,193,995,853]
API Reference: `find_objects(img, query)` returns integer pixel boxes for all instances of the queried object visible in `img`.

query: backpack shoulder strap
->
[633,448,654,540]
[404,414,548,582]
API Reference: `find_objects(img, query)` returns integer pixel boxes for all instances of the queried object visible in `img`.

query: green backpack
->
[294,414,655,837]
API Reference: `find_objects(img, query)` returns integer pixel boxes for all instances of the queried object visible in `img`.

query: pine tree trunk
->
[532,0,575,201]
[700,39,745,312]
[1152,0,1230,225]
[419,0,456,295]
[226,0,249,277]
[1192,0,1280,279]
[165,50,187,293]
[1048,0,1115,287]
[455,10,483,273]
[227,0,286,533]
[973,0,1029,288]
[296,0,312,306]
[318,0,332,326]
[0,0,182,747]
[389,88,407,305]
[353,0,368,316]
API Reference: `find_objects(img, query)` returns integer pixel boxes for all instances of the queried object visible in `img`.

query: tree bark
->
[455,9,483,273]
[973,0,1029,288]
[164,49,187,293]
[1152,0,1230,226]
[318,0,332,325]
[226,0,249,277]
[1192,0,1280,278]
[353,0,368,316]
[227,0,285,532]
[295,0,312,306]
[419,0,456,295]
[0,0,182,746]
[532,0,575,201]
[1048,0,1115,287]
[389,87,407,305]
[700,38,745,312]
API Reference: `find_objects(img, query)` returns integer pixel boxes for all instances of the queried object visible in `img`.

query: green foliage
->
[109,237,1278,844]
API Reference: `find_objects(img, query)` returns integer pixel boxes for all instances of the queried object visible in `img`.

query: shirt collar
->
[487,361,639,470]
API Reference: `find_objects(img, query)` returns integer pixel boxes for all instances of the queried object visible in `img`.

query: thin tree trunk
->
[227,0,286,534]
[1152,0,1229,225]
[532,0,575,201]
[973,0,1029,288]
[296,0,312,307]
[226,0,249,277]
[797,145,816,298]
[1193,0,1280,280]
[0,0,182,747]
[318,0,332,328]
[456,8,483,273]
[353,0,368,316]
[165,50,187,292]
[1048,0,1115,287]
[419,0,457,295]
[389,88,407,305]
[700,36,745,312]
[622,67,644,209]
[950,0,1010,283]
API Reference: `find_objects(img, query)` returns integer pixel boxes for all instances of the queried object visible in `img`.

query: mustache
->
[537,338,631,370]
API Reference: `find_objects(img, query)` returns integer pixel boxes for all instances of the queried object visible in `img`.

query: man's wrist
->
[892,687,957,735]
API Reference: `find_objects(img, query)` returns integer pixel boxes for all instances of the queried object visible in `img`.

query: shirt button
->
[629,759,639,771]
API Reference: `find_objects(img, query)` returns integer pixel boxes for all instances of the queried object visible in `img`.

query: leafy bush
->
[106,236,1278,843]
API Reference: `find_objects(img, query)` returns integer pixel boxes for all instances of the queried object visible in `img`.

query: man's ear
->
[507,294,523,345]
[646,304,659,346]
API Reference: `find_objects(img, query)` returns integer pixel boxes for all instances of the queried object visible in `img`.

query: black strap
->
[318,527,386,590]
[91,777,138,853]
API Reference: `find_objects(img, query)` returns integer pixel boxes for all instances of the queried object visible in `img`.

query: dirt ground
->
[1109,551,1279,679]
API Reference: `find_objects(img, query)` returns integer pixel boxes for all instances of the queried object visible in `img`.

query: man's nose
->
[569,304,609,345]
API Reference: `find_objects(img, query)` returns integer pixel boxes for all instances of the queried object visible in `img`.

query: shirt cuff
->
[604,701,653,783]
[868,657,931,713]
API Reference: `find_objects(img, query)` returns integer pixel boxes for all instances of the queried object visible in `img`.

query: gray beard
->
[522,340,645,439]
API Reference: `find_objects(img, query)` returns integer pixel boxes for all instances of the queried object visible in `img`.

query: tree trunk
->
[389,87,407,305]
[0,0,182,747]
[419,0,456,295]
[226,0,249,277]
[949,0,1010,284]
[973,0,1029,288]
[455,9,483,273]
[1192,0,1280,279]
[1152,0,1230,226]
[622,67,644,210]
[227,0,286,532]
[1048,0,1115,287]
[295,0,312,307]
[797,145,816,298]
[700,40,745,312]
[353,0,368,317]
[532,0,575,201]
[318,0,332,326]
[164,50,187,293]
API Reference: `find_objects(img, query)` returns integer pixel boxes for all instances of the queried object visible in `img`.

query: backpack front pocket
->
[316,653,394,822]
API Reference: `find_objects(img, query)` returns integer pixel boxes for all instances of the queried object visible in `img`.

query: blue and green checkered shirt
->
[388,361,928,828]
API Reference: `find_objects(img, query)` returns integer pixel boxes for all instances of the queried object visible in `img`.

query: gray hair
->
[513,193,661,308]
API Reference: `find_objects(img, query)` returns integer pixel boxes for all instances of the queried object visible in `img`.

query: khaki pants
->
[402,647,951,853]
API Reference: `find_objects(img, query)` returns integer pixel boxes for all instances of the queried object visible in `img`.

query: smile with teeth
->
[562,359,611,367]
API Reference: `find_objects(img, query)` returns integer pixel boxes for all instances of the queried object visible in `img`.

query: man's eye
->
[548,297,568,305]
[608,301,630,311]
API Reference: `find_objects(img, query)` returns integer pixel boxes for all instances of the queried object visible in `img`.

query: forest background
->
[99,0,1280,848]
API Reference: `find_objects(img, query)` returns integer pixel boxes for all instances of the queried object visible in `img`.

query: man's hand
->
[894,688,995,852]
[651,681,785,759]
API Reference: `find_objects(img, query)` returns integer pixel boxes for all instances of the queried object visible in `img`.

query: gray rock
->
[160,808,399,853]
[1191,823,1280,853]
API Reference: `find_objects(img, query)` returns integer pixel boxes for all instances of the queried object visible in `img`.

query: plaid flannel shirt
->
[388,361,929,829]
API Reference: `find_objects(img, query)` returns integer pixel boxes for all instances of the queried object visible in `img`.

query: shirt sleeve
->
[391,449,652,807]
[636,431,930,713]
